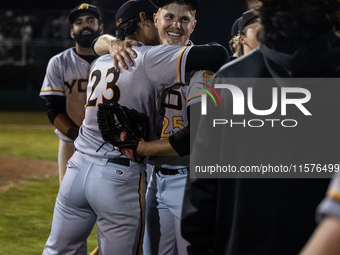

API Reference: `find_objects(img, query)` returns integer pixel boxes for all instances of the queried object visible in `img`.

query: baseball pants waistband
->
[107,158,130,166]
[154,166,188,175]
[75,149,130,167]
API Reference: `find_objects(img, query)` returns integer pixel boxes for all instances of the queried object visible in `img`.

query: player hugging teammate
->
[93,0,222,254]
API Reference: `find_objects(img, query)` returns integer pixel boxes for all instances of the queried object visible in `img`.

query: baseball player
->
[40,3,103,185]
[143,1,203,254]
[92,1,225,254]
[42,0,228,254]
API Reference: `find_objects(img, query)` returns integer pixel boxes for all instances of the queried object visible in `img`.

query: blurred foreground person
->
[229,9,260,58]
[182,0,340,254]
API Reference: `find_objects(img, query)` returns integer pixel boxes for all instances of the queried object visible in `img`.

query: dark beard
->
[73,28,100,48]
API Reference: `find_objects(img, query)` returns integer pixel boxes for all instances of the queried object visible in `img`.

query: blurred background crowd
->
[0,0,250,110]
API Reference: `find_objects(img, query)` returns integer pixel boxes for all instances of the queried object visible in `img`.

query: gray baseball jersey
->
[150,70,211,167]
[161,71,208,137]
[143,70,212,255]
[75,44,193,159]
[40,47,91,141]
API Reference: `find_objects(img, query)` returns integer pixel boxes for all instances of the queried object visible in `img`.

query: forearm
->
[53,114,79,141]
[92,34,139,71]
[299,216,340,255]
[137,138,178,157]
[45,95,78,140]
[93,34,116,56]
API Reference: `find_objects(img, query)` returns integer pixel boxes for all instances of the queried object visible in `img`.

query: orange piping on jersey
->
[40,89,64,93]
[177,46,188,84]
[327,189,340,202]
[186,93,205,103]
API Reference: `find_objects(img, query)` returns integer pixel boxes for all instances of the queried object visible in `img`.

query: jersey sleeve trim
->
[186,93,204,103]
[40,88,65,93]
[327,189,340,202]
[177,46,188,84]
[316,198,340,222]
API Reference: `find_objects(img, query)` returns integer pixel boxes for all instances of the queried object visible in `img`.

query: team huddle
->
[39,0,340,254]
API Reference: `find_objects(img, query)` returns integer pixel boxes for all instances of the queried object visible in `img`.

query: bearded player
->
[40,3,103,184]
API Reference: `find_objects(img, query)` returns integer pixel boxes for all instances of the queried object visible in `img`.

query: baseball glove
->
[97,102,150,162]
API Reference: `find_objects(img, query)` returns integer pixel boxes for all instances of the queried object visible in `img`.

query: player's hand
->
[114,139,144,159]
[109,39,140,72]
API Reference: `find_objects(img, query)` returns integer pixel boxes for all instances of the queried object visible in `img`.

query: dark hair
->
[116,12,154,40]
[256,0,340,45]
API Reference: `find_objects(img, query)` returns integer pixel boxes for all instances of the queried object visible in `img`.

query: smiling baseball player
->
[42,0,227,254]
[143,1,202,254]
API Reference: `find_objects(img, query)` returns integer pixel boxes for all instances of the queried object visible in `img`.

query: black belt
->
[76,149,130,167]
[108,158,130,166]
[155,166,186,175]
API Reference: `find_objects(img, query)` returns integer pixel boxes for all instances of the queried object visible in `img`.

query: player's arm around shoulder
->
[92,34,140,72]
[144,44,195,89]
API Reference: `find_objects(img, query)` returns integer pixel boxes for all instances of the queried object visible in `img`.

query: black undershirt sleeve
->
[169,125,190,157]
[172,44,228,155]
[91,36,100,56]
[169,103,200,157]
[185,43,229,73]
[45,95,66,124]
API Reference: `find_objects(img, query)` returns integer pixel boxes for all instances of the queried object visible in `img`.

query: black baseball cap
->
[231,16,242,37]
[69,3,101,24]
[238,9,258,33]
[115,0,158,29]
[157,0,200,11]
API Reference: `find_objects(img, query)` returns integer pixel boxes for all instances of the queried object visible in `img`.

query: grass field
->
[0,111,57,161]
[0,111,98,254]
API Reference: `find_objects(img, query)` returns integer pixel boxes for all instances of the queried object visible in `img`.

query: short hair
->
[115,12,154,40]
[256,0,340,46]
[157,0,197,18]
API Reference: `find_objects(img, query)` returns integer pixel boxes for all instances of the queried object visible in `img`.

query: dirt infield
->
[0,156,58,193]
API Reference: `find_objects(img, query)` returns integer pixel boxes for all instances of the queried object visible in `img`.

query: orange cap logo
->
[116,18,122,27]
[78,3,89,10]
